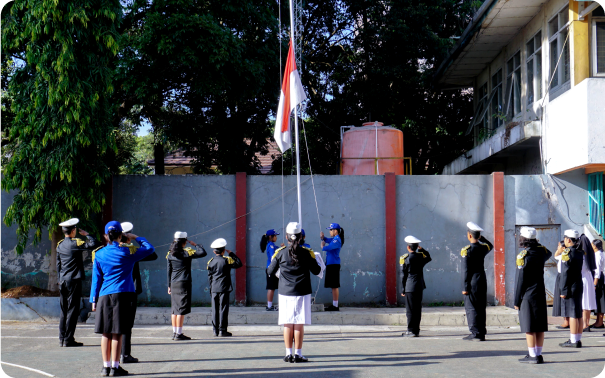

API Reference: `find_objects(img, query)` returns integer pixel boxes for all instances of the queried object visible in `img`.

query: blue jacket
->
[90,237,155,303]
[302,243,311,249]
[266,241,278,268]
[322,235,342,265]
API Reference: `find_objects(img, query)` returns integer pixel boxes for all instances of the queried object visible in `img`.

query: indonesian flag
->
[274,40,307,152]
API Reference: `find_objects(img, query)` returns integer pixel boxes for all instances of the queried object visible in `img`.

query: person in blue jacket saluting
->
[320,223,345,311]
[260,229,285,311]
[90,221,155,377]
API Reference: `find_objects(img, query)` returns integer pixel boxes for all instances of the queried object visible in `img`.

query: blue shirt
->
[90,237,155,303]
[302,243,311,249]
[266,241,278,268]
[322,235,342,265]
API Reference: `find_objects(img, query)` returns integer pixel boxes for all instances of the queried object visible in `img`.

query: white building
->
[435,0,604,236]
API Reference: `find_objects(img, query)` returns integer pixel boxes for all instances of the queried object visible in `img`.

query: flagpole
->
[289,0,302,228]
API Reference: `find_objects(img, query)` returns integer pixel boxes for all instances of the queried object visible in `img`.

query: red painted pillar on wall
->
[235,172,247,305]
[385,172,397,305]
[493,172,506,305]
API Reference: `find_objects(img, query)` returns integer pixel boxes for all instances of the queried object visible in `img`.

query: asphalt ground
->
[1,323,605,378]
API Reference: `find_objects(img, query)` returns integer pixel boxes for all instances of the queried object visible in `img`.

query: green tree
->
[1,0,121,289]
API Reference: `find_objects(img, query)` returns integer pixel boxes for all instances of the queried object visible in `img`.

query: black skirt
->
[324,264,341,288]
[266,271,279,290]
[171,281,192,315]
[519,296,548,333]
[552,273,562,317]
[95,292,136,334]
[595,274,605,314]
[560,286,583,319]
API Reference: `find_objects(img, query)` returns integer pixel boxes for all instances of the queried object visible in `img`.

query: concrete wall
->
[1,173,590,307]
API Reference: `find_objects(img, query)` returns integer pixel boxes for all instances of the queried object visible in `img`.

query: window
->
[526,31,542,104]
[548,8,570,89]
[592,7,605,76]
[588,173,604,236]
[505,51,521,118]
[490,69,503,129]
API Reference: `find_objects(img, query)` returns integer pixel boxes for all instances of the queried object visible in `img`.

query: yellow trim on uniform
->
[461,245,470,257]
[72,238,85,247]
[91,245,104,262]
[399,254,409,265]
[57,239,65,248]
[225,256,235,264]
[516,250,527,267]
[185,247,196,256]
[481,243,491,251]
[272,246,286,260]
[166,251,170,259]
[207,257,214,266]
[302,246,316,259]
[561,248,571,262]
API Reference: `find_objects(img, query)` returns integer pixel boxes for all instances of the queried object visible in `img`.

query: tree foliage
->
[1,0,121,252]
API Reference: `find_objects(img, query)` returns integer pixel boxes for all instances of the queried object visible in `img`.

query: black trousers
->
[59,279,82,342]
[465,289,487,337]
[405,291,423,334]
[212,292,229,332]
[121,296,138,356]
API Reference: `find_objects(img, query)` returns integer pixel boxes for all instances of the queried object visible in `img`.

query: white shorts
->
[278,294,312,325]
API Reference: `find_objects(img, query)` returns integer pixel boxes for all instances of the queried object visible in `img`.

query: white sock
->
[536,346,542,356]
[570,333,579,343]
[286,347,292,356]
[528,347,536,357]
[176,327,182,335]
[295,349,302,357]
[103,362,110,368]
[268,302,273,308]
[173,326,177,333]
[576,333,582,341]
[112,361,119,368]
[333,301,338,307]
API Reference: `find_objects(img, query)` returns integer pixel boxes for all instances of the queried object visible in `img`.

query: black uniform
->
[121,243,158,357]
[401,249,432,335]
[461,236,493,338]
[56,235,100,344]
[267,246,322,296]
[207,252,243,334]
[514,244,552,333]
[559,246,584,319]
[167,246,208,315]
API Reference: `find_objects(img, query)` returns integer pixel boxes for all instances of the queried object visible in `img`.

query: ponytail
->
[260,234,269,253]
[339,227,345,246]
[287,233,302,266]
[169,238,186,255]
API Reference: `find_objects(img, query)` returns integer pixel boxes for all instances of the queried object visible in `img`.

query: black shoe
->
[213,332,219,337]
[109,366,129,376]
[64,340,83,347]
[589,323,604,329]
[266,306,277,311]
[283,354,294,363]
[174,333,191,341]
[536,355,544,364]
[559,339,582,348]
[402,331,418,337]
[556,325,570,329]
[101,367,110,376]
[325,305,339,312]
[121,355,138,363]
[518,355,539,364]
[219,331,232,337]
[294,354,308,363]
[463,334,484,341]
[583,327,591,332]
[59,339,64,347]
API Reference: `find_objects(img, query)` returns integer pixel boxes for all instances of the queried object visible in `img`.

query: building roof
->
[435,0,549,88]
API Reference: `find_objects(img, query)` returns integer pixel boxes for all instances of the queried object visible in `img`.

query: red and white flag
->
[274,40,306,152]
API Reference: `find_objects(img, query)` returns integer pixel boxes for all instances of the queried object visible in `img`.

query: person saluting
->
[400,235,432,338]
[207,238,243,337]
[461,221,493,341]
[556,229,584,348]
[514,227,551,364]
[56,218,101,347]
[167,231,208,341]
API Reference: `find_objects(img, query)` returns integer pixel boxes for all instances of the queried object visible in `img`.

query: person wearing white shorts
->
[267,222,321,363]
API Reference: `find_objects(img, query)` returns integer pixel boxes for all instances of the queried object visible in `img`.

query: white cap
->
[121,222,133,233]
[520,227,536,239]
[59,218,79,227]
[404,235,421,244]
[467,222,484,232]
[564,229,579,239]
[174,231,187,239]
[286,222,302,235]
[211,238,227,249]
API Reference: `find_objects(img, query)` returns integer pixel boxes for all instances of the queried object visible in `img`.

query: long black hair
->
[338,227,345,246]
[170,238,187,255]
[287,233,302,266]
[519,236,539,249]
[260,234,269,253]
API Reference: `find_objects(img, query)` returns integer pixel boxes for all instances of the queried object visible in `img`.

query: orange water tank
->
[341,122,404,175]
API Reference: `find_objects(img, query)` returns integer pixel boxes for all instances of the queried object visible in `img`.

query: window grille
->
[589,172,605,236]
